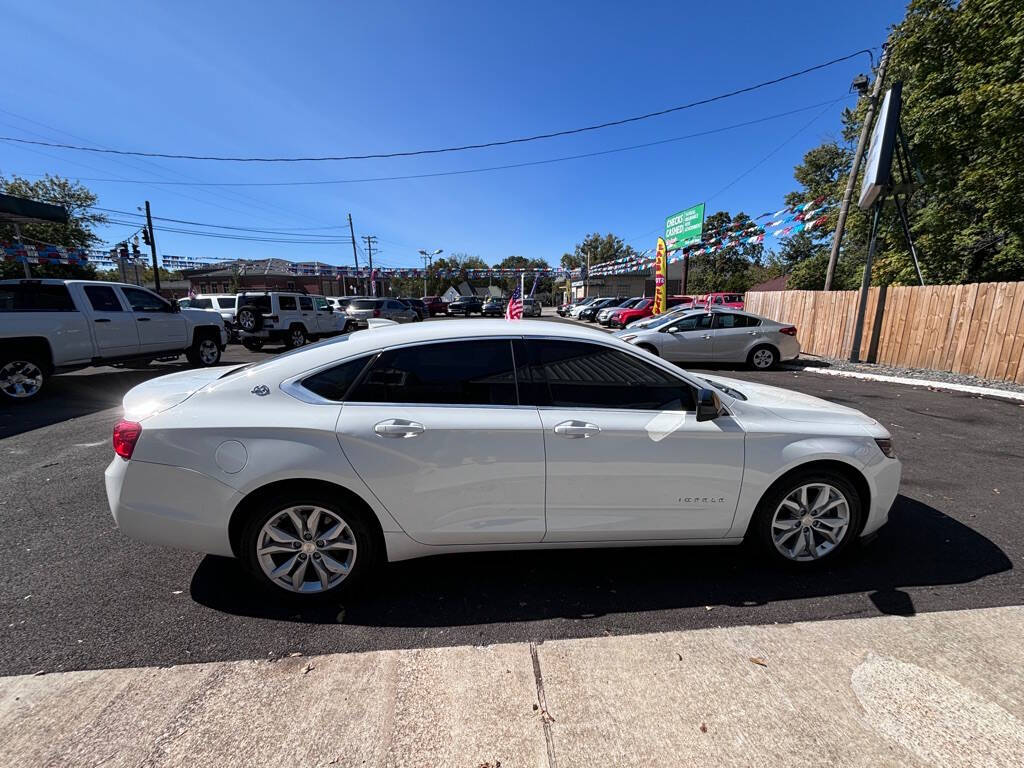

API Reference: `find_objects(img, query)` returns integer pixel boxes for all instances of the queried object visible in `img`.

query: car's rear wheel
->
[751,470,862,567]
[0,357,45,401]
[240,495,379,598]
[284,325,307,349]
[748,344,778,370]
[242,337,264,351]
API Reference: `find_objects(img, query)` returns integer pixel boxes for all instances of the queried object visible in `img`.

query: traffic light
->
[142,227,151,246]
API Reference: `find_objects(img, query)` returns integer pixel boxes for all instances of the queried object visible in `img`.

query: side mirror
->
[661,325,678,333]
[695,387,722,422]
[169,299,181,313]
[326,305,334,312]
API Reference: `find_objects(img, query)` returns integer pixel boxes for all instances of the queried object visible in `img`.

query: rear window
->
[215,297,236,309]
[351,299,379,309]
[190,298,213,309]
[239,295,271,312]
[279,295,298,310]
[0,283,76,312]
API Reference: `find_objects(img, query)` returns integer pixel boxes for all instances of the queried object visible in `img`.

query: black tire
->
[0,354,47,402]
[747,344,778,370]
[284,324,307,349]
[236,305,264,333]
[242,337,265,351]
[185,331,222,367]
[240,492,381,599]
[750,469,864,568]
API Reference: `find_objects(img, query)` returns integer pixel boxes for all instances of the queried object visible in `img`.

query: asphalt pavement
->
[1,313,1021,676]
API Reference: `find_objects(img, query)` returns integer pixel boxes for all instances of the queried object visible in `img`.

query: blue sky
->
[1,0,905,269]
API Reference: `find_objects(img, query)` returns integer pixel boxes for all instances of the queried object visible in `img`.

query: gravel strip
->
[790,355,1024,395]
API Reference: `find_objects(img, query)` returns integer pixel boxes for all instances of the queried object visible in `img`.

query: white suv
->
[235,292,349,350]
[182,294,238,339]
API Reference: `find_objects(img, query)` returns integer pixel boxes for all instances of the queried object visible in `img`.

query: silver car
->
[617,308,800,369]
[346,297,419,324]
[522,298,542,317]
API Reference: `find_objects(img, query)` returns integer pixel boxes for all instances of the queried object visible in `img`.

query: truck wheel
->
[236,305,264,333]
[0,357,46,401]
[186,333,222,367]
[242,337,265,352]
[284,325,307,349]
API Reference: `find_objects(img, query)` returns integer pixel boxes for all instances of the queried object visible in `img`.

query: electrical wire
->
[100,218,354,244]
[0,49,873,162]
[8,98,856,188]
[90,207,353,238]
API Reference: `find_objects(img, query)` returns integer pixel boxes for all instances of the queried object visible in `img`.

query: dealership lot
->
[1,312,1022,677]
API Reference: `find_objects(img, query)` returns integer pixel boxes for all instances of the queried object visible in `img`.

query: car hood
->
[702,374,880,428]
[122,365,244,420]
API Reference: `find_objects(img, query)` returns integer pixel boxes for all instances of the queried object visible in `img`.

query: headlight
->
[621,334,638,343]
[875,438,896,458]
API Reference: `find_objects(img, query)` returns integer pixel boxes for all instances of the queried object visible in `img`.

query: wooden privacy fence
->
[743,282,1024,384]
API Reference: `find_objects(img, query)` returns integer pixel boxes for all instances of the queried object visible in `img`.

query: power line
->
[90,206,353,238]
[101,218,354,244]
[8,98,855,189]
[0,50,873,163]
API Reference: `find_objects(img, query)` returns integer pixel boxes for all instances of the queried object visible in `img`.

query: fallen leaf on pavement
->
[749,657,768,667]
[676,652,683,661]
[700,722,708,733]
[289,652,303,657]
[302,662,314,674]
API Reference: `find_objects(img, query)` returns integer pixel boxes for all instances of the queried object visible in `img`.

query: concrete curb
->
[785,364,1024,402]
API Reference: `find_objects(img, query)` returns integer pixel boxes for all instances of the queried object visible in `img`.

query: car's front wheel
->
[185,333,221,367]
[0,356,46,401]
[751,470,863,566]
[240,495,379,598]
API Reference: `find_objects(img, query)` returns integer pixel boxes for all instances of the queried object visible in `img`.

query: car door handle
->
[137,317,151,322]
[373,419,425,438]
[702,334,712,339]
[553,420,601,438]
[94,318,111,323]
[747,331,758,335]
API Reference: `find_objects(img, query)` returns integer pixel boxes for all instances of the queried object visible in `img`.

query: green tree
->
[561,232,640,271]
[1,173,108,279]
[687,211,765,293]
[787,0,1024,287]
[492,255,552,294]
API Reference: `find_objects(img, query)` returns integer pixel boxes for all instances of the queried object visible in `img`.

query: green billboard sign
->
[665,202,705,251]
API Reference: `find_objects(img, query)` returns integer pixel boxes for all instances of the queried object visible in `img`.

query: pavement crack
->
[529,641,557,768]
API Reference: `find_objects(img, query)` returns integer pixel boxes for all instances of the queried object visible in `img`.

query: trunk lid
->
[122,365,244,420]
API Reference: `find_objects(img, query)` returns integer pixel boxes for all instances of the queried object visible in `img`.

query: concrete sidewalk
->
[2,607,1022,767]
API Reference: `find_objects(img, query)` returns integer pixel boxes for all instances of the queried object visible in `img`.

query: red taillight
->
[373,309,381,317]
[779,326,798,336]
[113,420,142,460]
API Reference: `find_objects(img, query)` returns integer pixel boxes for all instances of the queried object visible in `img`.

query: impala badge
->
[251,385,270,397]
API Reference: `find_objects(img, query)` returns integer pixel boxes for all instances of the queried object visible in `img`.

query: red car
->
[608,296,692,328]
[421,296,449,316]
[695,291,744,310]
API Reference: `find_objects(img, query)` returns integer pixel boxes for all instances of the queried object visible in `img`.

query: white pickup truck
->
[0,278,227,401]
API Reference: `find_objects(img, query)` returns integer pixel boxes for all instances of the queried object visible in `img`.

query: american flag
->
[505,286,523,320]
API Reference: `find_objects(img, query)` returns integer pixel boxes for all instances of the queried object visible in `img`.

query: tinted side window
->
[715,314,759,329]
[349,340,517,406]
[190,298,213,309]
[386,300,403,310]
[0,283,76,312]
[240,295,271,312]
[122,287,169,312]
[670,314,713,332]
[314,297,328,310]
[299,296,314,311]
[279,295,298,311]
[302,355,374,402]
[84,285,123,312]
[524,340,694,411]
[216,297,237,309]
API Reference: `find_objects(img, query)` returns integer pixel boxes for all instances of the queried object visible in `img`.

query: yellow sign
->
[653,237,668,315]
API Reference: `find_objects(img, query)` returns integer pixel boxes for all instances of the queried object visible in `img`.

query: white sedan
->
[105,320,899,599]
[618,308,801,369]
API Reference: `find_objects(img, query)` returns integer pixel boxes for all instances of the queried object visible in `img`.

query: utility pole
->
[362,235,377,296]
[347,213,360,295]
[144,201,160,292]
[418,248,443,298]
[825,45,889,291]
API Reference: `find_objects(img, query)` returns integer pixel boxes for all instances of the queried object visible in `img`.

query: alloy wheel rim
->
[257,505,357,593]
[771,483,850,561]
[753,349,774,368]
[0,360,43,398]
[292,329,305,346]
[239,311,255,330]
[199,339,219,364]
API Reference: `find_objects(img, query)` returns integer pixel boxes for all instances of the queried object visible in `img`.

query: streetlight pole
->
[418,248,443,297]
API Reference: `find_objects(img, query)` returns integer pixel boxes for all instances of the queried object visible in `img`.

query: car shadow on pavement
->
[190,494,1012,631]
